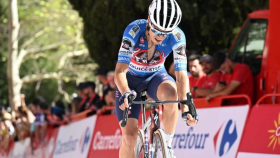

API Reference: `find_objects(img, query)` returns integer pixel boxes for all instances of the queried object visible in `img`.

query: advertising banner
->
[43,128,59,158]
[9,138,30,158]
[172,105,249,158]
[25,128,59,158]
[52,116,97,158]
[237,105,280,158]
[88,114,122,157]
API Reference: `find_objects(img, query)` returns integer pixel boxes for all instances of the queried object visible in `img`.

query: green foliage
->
[176,0,268,54]
[0,1,8,106]
[69,0,268,68]
[68,0,151,69]
[0,0,91,106]
[16,0,89,104]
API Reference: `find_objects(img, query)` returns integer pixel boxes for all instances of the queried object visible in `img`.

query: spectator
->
[188,54,205,91]
[14,107,30,141]
[54,100,65,110]
[96,67,109,86]
[96,68,113,105]
[78,81,100,113]
[0,121,11,155]
[166,49,199,79]
[75,82,87,114]
[31,97,47,146]
[0,106,14,155]
[40,102,65,122]
[69,96,82,115]
[0,106,12,121]
[206,52,253,105]
[192,54,221,97]
[76,82,87,98]
[99,71,117,115]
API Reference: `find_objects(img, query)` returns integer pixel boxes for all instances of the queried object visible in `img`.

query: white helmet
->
[149,0,182,32]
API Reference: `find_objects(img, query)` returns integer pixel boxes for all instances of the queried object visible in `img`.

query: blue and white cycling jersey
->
[117,19,187,77]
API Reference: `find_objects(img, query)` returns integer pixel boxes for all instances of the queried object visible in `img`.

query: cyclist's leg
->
[147,69,178,147]
[115,74,146,158]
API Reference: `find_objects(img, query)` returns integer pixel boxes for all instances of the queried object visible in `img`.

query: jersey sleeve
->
[171,28,187,71]
[117,20,141,65]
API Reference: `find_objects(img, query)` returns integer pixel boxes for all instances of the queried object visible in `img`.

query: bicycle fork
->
[143,125,155,158]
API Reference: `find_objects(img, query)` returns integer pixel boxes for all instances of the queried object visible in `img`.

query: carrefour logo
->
[173,127,210,149]
[54,127,91,155]
[79,127,91,153]
[213,119,237,157]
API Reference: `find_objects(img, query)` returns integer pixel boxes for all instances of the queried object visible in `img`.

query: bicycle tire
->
[152,129,169,158]
[135,130,144,158]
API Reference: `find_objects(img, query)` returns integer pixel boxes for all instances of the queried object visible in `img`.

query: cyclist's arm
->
[171,28,189,100]
[115,63,131,95]
[175,70,190,100]
[115,21,140,95]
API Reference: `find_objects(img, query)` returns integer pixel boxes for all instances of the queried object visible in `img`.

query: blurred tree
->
[3,0,96,108]
[177,0,269,54]
[68,0,268,69]
[68,0,151,69]
[0,1,9,106]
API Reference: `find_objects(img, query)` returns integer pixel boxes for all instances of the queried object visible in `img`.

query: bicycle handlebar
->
[121,92,198,127]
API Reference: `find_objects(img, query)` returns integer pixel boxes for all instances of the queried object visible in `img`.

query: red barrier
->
[0,94,265,158]
[70,109,92,122]
[255,93,280,106]
[194,94,252,108]
[237,105,280,157]
[88,114,121,157]
[25,128,59,158]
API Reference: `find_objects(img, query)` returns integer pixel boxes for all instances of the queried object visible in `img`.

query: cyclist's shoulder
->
[169,27,186,48]
[124,19,147,33]
[128,19,147,26]
[123,19,147,41]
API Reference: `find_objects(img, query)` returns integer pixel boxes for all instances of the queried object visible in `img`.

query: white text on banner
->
[172,105,249,158]
[52,115,97,158]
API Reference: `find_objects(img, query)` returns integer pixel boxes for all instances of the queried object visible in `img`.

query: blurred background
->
[0,0,268,108]
[0,0,275,157]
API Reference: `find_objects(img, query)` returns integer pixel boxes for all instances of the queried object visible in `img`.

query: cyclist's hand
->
[186,114,197,126]
[119,91,137,111]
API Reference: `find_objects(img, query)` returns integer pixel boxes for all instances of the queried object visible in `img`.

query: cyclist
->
[115,0,198,157]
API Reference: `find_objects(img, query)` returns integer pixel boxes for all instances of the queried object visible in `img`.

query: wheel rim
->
[153,134,164,158]
[135,134,144,157]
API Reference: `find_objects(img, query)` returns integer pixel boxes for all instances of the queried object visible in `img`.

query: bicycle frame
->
[121,92,198,157]
[140,91,161,158]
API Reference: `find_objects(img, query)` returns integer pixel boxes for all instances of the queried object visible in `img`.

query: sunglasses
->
[149,21,172,37]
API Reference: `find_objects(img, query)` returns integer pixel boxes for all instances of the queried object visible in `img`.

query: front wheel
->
[152,129,169,158]
[135,130,144,158]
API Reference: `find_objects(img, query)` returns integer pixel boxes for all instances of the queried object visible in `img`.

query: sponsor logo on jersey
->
[174,57,187,62]
[173,29,183,42]
[129,64,162,72]
[119,50,131,55]
[139,44,145,47]
[175,44,186,56]
[129,25,140,38]
[131,50,165,66]
[140,37,144,43]
[122,38,132,50]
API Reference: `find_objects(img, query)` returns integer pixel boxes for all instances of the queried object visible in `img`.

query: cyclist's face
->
[149,23,170,44]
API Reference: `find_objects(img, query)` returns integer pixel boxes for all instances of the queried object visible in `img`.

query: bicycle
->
[121,91,198,158]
